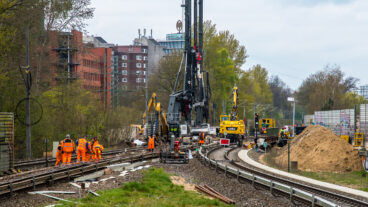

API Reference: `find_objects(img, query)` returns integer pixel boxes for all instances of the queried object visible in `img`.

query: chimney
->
[143,28,146,37]
[138,29,141,39]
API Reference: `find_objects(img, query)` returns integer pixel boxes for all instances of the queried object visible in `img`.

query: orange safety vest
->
[62,138,74,153]
[77,138,87,151]
[199,133,205,144]
[94,143,104,151]
[148,137,155,149]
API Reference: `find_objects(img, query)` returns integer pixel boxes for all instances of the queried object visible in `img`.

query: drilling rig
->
[160,0,211,163]
[167,0,210,137]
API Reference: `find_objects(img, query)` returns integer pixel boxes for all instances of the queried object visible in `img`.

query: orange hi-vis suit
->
[148,136,155,151]
[55,144,62,166]
[199,133,205,145]
[93,141,104,161]
[86,141,92,162]
[61,138,75,165]
[76,137,88,163]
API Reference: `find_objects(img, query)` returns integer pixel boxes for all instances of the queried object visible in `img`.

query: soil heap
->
[275,125,362,172]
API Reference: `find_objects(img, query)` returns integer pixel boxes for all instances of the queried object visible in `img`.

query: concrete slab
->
[238,150,368,199]
[74,170,104,182]
[107,162,131,171]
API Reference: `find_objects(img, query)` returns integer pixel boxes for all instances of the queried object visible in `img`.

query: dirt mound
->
[275,125,362,172]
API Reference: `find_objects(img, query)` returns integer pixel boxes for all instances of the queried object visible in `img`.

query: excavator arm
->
[142,93,157,125]
[230,86,239,121]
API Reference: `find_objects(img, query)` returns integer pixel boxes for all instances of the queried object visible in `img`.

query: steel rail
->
[0,145,194,196]
[200,145,340,207]
[13,147,145,169]
[0,152,157,196]
[223,147,368,207]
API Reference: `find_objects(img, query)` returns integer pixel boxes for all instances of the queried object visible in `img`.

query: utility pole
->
[292,100,295,137]
[145,59,149,138]
[25,26,32,159]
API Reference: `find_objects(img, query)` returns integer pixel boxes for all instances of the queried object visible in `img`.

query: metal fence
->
[0,112,14,172]
[304,109,355,136]
[359,104,368,148]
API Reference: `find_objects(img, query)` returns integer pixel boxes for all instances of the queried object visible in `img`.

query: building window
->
[136,78,142,83]
[122,70,127,75]
[122,55,127,60]
[122,63,127,67]
[143,71,146,76]
[136,55,142,60]
[136,63,142,68]
[122,78,127,82]
[143,56,147,61]
[143,63,146,68]
[136,70,140,75]
[143,48,147,53]
[144,78,146,83]
[122,85,128,90]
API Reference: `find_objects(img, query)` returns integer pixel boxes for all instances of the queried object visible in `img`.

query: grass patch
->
[260,149,368,192]
[57,168,233,207]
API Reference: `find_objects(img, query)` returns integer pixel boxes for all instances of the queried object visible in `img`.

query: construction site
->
[1,0,368,207]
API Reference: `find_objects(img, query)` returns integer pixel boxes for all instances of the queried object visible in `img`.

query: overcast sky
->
[86,0,368,90]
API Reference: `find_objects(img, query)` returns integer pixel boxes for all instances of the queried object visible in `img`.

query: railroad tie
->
[67,169,70,181]
[9,182,12,196]
[32,176,36,190]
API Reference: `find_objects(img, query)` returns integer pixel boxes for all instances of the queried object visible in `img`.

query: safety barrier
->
[199,145,338,207]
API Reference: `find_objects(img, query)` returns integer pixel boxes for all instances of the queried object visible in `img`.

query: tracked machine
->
[160,0,211,163]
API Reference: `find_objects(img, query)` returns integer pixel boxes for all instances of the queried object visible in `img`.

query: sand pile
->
[275,125,362,172]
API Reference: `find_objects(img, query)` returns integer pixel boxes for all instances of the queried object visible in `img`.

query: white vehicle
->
[191,123,210,135]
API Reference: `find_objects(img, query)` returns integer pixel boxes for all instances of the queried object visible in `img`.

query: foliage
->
[296,66,361,113]
[237,65,273,120]
[58,168,233,207]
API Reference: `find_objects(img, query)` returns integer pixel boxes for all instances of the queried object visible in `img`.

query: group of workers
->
[55,134,104,166]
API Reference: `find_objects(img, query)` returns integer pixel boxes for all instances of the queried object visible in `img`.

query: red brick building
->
[50,30,112,109]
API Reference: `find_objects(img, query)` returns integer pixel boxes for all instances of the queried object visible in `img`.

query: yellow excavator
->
[219,86,245,146]
[141,93,168,139]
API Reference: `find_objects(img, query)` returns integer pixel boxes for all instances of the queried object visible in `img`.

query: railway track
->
[13,147,145,169]
[201,145,368,207]
[0,145,195,197]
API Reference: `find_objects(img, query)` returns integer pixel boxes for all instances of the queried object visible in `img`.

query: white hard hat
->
[66,134,70,138]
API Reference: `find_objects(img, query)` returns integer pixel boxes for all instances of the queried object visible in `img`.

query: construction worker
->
[60,134,75,165]
[280,127,286,138]
[92,138,104,162]
[76,136,88,163]
[199,132,205,146]
[148,136,155,152]
[55,144,63,166]
[85,141,92,162]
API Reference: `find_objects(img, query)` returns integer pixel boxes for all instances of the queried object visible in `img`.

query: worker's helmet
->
[66,134,70,138]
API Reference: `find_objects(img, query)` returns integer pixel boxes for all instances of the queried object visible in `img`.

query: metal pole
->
[25,26,32,159]
[293,101,295,137]
[67,34,71,83]
[288,142,290,172]
[45,138,48,167]
[145,55,149,138]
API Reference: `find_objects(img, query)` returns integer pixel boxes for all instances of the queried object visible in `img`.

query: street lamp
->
[287,97,296,138]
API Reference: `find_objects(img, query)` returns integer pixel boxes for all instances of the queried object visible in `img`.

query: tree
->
[237,65,273,119]
[268,75,292,119]
[297,66,360,113]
